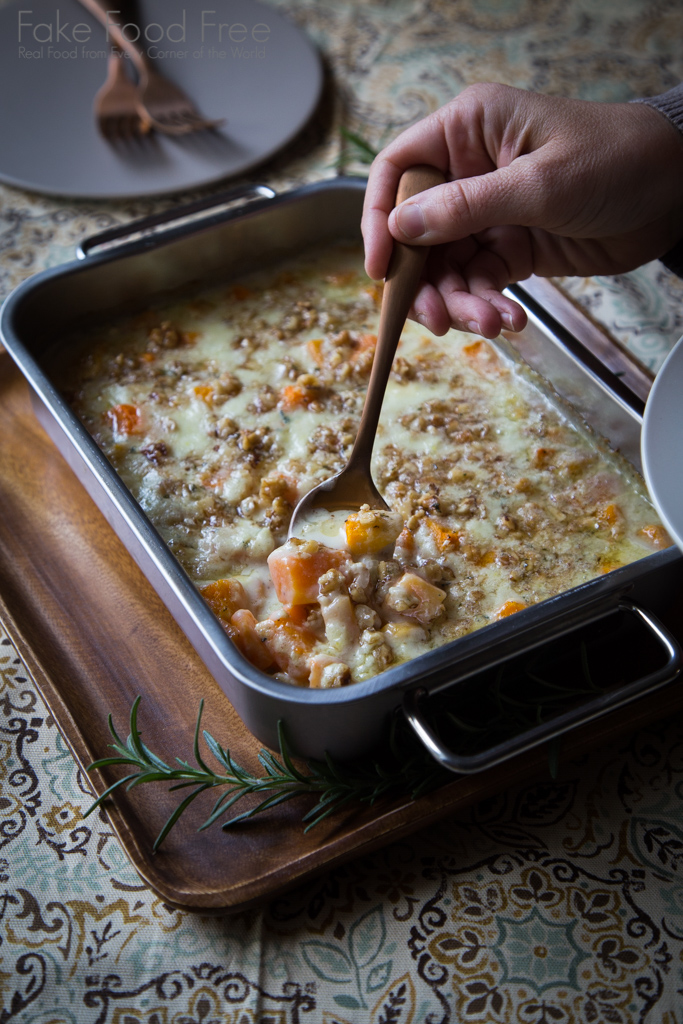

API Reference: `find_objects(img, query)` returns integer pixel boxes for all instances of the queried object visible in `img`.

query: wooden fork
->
[78,0,224,136]
[94,51,150,141]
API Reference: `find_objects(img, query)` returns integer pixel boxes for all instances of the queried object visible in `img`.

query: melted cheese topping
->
[61,243,671,687]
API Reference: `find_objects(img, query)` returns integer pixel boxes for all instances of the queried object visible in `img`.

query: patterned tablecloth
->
[2,2,683,1021]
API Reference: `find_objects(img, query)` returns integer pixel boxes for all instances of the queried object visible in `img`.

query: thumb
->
[388,159,546,245]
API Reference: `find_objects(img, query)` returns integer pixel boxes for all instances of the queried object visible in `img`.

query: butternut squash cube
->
[385,572,446,626]
[344,508,403,557]
[495,600,527,619]
[268,540,346,605]
[229,609,275,671]
[200,578,250,623]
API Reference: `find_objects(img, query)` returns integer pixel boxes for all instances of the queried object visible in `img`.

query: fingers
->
[462,228,532,332]
[409,233,530,338]
[388,159,547,247]
[361,111,452,281]
[407,281,453,337]
[410,279,527,338]
[413,247,501,336]
[362,82,683,316]
[361,160,401,283]
[362,84,538,278]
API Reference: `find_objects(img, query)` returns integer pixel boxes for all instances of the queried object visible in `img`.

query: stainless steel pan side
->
[1,179,681,763]
[506,283,644,472]
[404,599,681,773]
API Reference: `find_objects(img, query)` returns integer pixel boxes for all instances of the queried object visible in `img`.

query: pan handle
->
[403,599,681,775]
[76,183,277,259]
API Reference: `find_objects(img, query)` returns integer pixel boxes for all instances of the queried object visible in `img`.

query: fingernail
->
[415,312,428,326]
[396,203,425,239]
[467,320,481,335]
[502,313,514,329]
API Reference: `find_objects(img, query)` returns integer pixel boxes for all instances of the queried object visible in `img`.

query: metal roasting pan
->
[1,178,682,767]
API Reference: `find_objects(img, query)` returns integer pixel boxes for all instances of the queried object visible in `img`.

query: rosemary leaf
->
[192,698,216,777]
[153,785,212,852]
[106,711,127,750]
[139,742,172,772]
[202,730,229,768]
[339,125,378,163]
[83,771,143,818]
[200,788,257,831]
[221,789,307,830]
[277,719,311,783]
[127,695,148,762]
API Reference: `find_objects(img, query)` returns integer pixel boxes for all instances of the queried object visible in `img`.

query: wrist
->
[634,84,683,134]
[633,86,683,276]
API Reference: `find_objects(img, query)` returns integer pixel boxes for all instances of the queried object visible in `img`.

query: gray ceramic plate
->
[642,334,683,551]
[0,0,322,199]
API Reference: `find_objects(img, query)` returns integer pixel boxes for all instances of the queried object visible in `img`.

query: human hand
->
[361,83,683,337]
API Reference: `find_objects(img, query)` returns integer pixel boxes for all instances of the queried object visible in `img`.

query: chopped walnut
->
[346,561,373,604]
[391,356,415,382]
[238,496,258,518]
[496,512,518,533]
[455,494,481,518]
[318,568,347,596]
[319,662,350,688]
[356,630,393,674]
[216,416,238,439]
[418,560,455,585]
[260,476,289,501]
[238,427,271,453]
[419,493,441,515]
[264,496,291,535]
[250,386,278,413]
[516,502,548,532]
[354,604,381,631]
[147,321,180,353]
[296,372,319,388]
[215,372,242,397]
[140,441,169,464]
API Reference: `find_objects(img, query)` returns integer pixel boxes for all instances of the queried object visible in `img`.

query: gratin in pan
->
[1,179,681,765]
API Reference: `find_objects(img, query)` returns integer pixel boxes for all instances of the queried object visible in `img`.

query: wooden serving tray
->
[2,350,682,914]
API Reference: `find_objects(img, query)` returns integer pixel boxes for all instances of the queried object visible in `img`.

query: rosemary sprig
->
[339,125,379,164]
[84,697,448,851]
[335,125,381,174]
[85,617,639,850]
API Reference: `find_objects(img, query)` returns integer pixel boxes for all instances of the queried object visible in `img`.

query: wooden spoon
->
[288,164,446,537]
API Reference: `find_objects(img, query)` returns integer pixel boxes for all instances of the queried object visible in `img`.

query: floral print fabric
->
[3,625,683,1021]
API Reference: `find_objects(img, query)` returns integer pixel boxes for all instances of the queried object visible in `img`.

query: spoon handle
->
[347,164,446,472]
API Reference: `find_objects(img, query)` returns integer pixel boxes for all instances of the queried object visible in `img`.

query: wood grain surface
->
[2,353,683,913]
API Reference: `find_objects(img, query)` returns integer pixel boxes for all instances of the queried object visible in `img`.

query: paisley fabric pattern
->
[3,0,683,1020]
[4,626,683,1022]
[558,267,683,375]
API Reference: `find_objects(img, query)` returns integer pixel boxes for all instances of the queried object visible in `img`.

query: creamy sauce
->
[292,507,358,549]
[60,243,671,687]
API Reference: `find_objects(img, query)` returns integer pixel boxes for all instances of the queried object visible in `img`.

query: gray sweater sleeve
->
[635,84,683,277]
